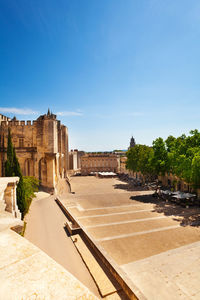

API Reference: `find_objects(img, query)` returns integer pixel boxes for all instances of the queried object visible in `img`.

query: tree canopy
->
[126,129,200,189]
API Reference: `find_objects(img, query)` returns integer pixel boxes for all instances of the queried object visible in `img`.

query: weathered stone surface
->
[71,234,121,297]
[0,229,98,300]
[0,177,21,220]
[122,241,200,300]
[0,112,69,191]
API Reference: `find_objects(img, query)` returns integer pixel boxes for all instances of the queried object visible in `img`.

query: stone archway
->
[39,158,47,186]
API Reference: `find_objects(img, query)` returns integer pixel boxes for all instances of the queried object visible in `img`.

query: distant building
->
[81,153,120,175]
[129,136,136,149]
[113,150,127,156]
[69,149,84,171]
[0,110,69,192]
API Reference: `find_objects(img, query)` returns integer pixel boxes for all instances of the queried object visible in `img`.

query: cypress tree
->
[16,176,26,219]
[13,148,22,177]
[5,128,14,176]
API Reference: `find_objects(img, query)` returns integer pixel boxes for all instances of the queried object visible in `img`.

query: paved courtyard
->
[64,176,200,299]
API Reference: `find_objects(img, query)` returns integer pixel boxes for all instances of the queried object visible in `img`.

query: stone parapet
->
[0,120,36,127]
[0,177,21,219]
[0,229,98,300]
[0,111,69,190]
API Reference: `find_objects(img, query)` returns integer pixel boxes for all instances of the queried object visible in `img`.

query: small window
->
[19,138,24,147]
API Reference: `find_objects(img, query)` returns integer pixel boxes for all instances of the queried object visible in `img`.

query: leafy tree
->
[191,154,200,188]
[126,144,154,181]
[149,138,169,176]
[165,135,176,152]
[137,145,154,177]
[126,145,141,172]
[23,177,39,216]
[125,129,200,191]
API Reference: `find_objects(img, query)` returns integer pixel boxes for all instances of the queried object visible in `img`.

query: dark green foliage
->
[13,150,22,177]
[17,176,39,219]
[5,128,14,176]
[126,144,154,178]
[16,176,26,219]
[5,128,21,177]
[126,129,200,190]
[150,138,169,176]
[22,177,39,217]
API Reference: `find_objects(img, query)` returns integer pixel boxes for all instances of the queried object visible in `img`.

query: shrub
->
[23,176,39,217]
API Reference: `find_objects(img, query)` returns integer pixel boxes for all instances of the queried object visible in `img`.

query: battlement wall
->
[0,120,37,127]
[0,114,11,123]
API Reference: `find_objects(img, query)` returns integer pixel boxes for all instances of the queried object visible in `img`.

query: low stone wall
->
[0,177,21,219]
[0,229,98,299]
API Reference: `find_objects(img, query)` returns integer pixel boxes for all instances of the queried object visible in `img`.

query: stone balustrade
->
[0,177,21,219]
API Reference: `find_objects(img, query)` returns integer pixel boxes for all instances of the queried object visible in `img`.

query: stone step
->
[71,234,122,298]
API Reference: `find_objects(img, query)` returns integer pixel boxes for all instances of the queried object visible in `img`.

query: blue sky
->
[1,0,200,151]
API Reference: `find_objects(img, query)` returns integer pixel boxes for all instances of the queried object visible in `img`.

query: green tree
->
[5,128,14,176]
[137,145,154,178]
[16,176,26,219]
[13,149,22,177]
[165,135,176,152]
[191,154,200,188]
[126,144,154,180]
[126,130,200,191]
[126,145,140,172]
[23,176,39,215]
[149,138,169,176]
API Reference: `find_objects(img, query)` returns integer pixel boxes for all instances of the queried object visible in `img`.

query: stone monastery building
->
[0,110,69,191]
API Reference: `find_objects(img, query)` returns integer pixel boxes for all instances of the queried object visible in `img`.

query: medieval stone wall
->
[0,112,69,191]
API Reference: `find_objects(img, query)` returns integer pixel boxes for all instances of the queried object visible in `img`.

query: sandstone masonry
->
[0,110,69,191]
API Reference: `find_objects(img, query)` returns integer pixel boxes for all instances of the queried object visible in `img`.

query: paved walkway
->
[24,192,100,297]
[62,176,200,300]
[122,241,200,300]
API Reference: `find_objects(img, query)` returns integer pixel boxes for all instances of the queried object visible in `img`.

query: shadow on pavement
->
[113,182,146,192]
[130,194,200,227]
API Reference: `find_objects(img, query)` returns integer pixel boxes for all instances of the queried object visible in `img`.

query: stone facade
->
[0,111,69,191]
[69,149,84,171]
[81,153,120,175]
[158,173,191,192]
[119,156,128,173]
